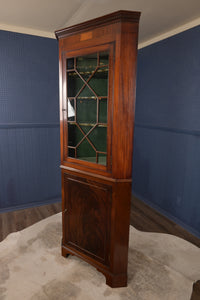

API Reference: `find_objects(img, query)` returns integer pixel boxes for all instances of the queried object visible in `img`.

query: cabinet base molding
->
[61,243,128,288]
[105,273,127,288]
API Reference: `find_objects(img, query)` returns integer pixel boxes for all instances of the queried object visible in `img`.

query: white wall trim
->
[0,23,55,39]
[1,15,200,44]
[138,16,200,49]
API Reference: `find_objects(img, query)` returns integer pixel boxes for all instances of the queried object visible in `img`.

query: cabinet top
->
[55,10,141,40]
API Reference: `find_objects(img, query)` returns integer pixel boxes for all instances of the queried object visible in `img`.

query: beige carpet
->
[0,213,200,300]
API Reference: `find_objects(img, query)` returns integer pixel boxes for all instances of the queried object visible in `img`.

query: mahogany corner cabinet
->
[55,10,141,288]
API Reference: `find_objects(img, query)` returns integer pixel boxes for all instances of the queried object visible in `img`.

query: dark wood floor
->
[0,202,62,242]
[0,196,199,299]
[131,196,200,248]
[0,196,199,248]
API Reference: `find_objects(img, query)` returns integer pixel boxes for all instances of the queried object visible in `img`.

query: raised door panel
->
[63,173,112,265]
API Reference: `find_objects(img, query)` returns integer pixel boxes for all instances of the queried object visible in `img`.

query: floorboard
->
[0,197,199,249]
[0,197,199,299]
[0,202,62,242]
[131,196,200,248]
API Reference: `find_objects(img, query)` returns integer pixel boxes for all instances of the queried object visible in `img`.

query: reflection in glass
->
[68,99,75,121]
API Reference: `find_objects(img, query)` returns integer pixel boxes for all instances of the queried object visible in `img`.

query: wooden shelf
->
[76,156,107,165]
[67,68,108,76]
[68,122,107,127]
[67,64,108,72]
[67,96,107,100]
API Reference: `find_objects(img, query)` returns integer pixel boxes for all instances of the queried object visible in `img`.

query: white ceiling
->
[0,0,200,47]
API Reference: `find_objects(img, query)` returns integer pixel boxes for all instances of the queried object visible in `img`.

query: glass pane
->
[99,51,109,66]
[99,98,107,124]
[77,139,96,162]
[67,99,75,121]
[77,98,97,124]
[88,126,107,152]
[68,148,75,158]
[68,124,84,147]
[98,153,107,165]
[80,125,93,134]
[67,58,74,70]
[76,54,97,81]
[77,53,97,72]
[67,71,83,97]
[88,67,108,96]
[78,84,95,98]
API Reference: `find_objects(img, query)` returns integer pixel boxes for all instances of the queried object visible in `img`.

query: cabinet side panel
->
[112,22,139,178]
[110,182,132,274]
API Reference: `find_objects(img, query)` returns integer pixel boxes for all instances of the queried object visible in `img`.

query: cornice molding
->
[55,10,141,40]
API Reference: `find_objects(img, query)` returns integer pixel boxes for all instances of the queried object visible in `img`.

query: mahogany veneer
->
[55,10,141,287]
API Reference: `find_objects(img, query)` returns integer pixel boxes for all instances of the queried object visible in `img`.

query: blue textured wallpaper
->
[133,25,200,238]
[0,30,61,211]
[1,26,200,238]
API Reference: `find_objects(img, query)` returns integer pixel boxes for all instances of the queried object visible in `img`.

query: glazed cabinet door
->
[61,43,114,174]
[62,173,112,266]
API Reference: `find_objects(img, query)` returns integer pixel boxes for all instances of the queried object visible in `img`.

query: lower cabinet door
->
[63,173,112,266]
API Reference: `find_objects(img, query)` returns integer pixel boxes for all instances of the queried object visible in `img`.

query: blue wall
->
[1,26,200,238]
[133,25,200,238]
[0,30,61,211]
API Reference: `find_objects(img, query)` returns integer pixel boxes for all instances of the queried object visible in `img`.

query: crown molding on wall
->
[0,23,55,39]
[1,15,200,45]
[138,16,200,49]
